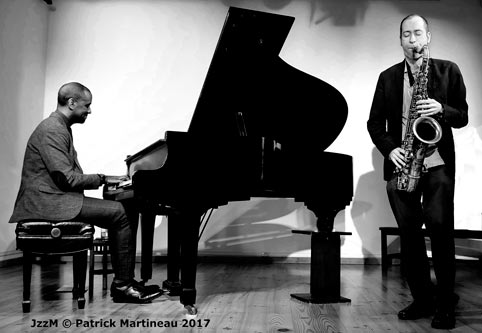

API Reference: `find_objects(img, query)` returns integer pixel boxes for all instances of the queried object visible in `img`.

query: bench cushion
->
[16,221,94,254]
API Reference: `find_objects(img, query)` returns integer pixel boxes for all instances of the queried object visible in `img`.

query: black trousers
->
[74,197,138,282]
[386,166,455,307]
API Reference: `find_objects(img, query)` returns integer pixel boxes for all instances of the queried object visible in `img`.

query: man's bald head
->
[57,82,91,107]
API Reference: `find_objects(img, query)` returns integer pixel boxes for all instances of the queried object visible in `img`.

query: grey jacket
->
[9,111,102,223]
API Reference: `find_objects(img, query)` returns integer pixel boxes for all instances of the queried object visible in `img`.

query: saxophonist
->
[367,14,468,329]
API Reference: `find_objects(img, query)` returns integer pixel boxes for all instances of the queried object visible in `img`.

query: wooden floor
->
[0,260,481,332]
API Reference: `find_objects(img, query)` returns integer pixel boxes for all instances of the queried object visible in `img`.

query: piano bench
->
[380,227,482,273]
[88,232,114,297]
[15,221,94,313]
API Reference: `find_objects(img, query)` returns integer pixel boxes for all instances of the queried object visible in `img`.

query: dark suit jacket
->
[367,58,468,181]
[9,111,102,223]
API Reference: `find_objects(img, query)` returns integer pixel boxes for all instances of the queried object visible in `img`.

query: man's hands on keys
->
[388,99,442,172]
[416,98,443,117]
[105,175,129,185]
[389,148,407,170]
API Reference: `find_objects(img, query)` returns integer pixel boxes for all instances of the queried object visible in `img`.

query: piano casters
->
[291,208,351,304]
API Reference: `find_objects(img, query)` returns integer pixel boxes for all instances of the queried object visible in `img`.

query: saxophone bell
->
[412,116,442,145]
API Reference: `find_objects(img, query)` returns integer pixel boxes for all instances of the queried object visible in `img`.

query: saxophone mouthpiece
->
[412,44,429,60]
[419,44,429,55]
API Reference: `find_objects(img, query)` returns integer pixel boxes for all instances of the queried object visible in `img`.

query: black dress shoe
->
[132,280,161,294]
[398,301,435,320]
[110,280,161,296]
[111,281,163,304]
[431,307,455,329]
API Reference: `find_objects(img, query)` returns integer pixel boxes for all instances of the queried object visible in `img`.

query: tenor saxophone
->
[396,45,442,192]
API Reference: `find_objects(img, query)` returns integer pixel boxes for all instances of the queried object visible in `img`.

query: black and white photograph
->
[0,0,481,332]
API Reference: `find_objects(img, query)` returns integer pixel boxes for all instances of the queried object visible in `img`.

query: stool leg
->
[73,251,87,309]
[22,252,33,313]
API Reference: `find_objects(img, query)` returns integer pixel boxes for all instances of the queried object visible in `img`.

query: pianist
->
[9,82,162,304]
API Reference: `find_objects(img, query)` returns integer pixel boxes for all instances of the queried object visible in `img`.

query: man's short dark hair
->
[399,14,429,38]
[57,82,91,106]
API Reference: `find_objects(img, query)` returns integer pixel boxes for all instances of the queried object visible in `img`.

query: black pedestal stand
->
[291,230,351,304]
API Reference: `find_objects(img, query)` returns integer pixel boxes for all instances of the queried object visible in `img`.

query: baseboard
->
[2,253,479,267]
[148,255,382,265]
[0,251,23,267]
[0,254,378,266]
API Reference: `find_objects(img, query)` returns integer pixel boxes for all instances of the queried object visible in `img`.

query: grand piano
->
[104,7,353,314]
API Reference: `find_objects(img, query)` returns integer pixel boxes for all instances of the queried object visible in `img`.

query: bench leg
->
[88,246,94,298]
[381,230,388,273]
[102,246,109,290]
[73,251,88,309]
[22,252,33,313]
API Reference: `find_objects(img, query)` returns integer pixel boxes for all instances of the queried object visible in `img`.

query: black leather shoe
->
[398,301,435,320]
[111,281,163,304]
[132,280,161,294]
[110,280,161,296]
[431,308,455,329]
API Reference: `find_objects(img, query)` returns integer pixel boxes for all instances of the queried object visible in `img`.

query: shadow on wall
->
[201,198,317,256]
[221,0,370,27]
[309,0,369,26]
[351,147,397,258]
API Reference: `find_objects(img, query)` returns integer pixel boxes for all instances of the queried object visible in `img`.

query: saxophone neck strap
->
[405,60,415,87]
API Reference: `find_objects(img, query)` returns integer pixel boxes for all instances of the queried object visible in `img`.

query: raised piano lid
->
[187,7,348,152]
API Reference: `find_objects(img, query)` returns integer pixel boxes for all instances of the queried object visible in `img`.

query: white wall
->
[2,0,481,261]
[0,0,49,262]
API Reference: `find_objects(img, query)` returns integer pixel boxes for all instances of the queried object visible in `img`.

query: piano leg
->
[162,211,182,296]
[140,210,156,284]
[179,209,204,315]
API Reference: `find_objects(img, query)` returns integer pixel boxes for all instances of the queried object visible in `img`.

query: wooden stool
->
[88,232,114,297]
[15,221,94,313]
